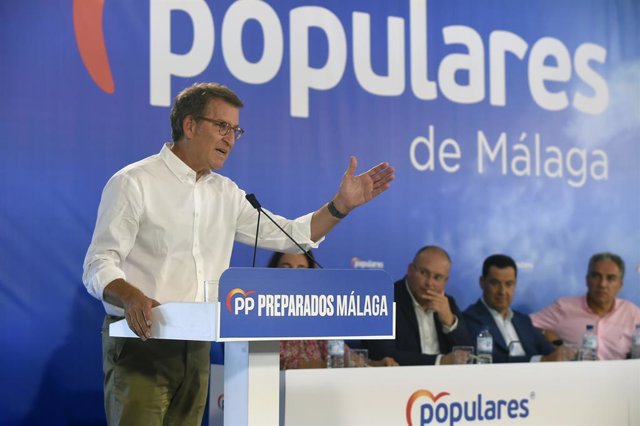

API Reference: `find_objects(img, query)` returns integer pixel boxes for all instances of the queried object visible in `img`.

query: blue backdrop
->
[1,0,638,424]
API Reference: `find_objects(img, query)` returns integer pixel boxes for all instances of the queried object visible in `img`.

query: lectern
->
[110,267,394,426]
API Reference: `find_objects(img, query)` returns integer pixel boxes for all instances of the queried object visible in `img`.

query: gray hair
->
[587,252,625,279]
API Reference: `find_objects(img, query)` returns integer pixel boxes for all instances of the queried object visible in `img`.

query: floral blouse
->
[280,340,328,369]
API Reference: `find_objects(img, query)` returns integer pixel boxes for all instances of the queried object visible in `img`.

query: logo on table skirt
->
[217,394,224,411]
[405,389,531,426]
[225,288,256,314]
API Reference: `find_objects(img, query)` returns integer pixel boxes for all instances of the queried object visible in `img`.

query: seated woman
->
[268,251,398,369]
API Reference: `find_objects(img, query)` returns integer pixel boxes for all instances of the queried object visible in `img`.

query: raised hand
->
[332,156,394,214]
[424,290,455,327]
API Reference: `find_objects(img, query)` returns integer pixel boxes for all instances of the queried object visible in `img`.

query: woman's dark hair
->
[267,250,316,269]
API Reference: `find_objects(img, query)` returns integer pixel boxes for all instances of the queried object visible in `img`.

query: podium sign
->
[109,267,396,426]
[217,268,394,341]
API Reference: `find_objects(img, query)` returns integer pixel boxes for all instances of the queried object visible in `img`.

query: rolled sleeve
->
[82,174,142,301]
[284,211,324,251]
[83,254,126,300]
[234,196,324,252]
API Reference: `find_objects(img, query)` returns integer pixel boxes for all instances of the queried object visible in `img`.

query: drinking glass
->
[204,279,219,303]
[347,349,369,367]
[451,346,475,364]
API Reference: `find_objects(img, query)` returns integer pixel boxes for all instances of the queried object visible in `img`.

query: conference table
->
[210,358,640,425]
[109,273,638,425]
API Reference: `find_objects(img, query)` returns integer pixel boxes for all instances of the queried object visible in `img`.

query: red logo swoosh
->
[406,389,450,426]
[225,288,256,312]
[73,0,115,93]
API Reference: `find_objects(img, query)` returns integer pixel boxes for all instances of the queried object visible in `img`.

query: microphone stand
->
[245,193,323,269]
[252,209,261,267]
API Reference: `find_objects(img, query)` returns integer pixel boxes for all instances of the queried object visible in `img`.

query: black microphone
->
[245,193,323,269]
[246,193,261,210]
[247,194,261,267]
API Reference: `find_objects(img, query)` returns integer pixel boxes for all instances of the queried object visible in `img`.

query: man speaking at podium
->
[82,82,394,425]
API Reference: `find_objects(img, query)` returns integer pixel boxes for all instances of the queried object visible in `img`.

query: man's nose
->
[222,134,234,147]
[426,277,439,288]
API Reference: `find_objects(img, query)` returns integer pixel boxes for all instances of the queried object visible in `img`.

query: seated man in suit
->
[366,245,472,365]
[464,254,565,363]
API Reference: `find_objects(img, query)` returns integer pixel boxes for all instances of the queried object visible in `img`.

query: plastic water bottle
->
[631,324,640,359]
[580,324,598,361]
[327,340,345,368]
[476,327,493,364]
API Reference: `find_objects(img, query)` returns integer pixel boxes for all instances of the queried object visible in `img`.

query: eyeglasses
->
[196,116,245,141]
[412,264,447,283]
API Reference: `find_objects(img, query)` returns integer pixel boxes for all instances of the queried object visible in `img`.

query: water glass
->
[451,346,474,364]
[347,349,369,367]
[559,343,578,361]
[204,280,219,303]
[327,353,345,368]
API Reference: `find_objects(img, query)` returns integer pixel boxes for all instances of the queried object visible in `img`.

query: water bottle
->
[580,324,598,361]
[327,339,345,368]
[631,324,640,359]
[476,327,493,364]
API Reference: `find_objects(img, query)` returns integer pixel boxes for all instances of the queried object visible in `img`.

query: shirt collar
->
[481,297,513,322]
[582,293,620,315]
[160,143,213,183]
[405,278,431,313]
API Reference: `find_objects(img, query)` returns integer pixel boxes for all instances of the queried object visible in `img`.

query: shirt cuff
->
[441,315,459,334]
[89,267,126,301]
[294,211,325,248]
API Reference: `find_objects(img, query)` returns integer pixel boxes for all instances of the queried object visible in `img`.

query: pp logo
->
[225,288,256,315]
[406,390,449,426]
[405,388,531,425]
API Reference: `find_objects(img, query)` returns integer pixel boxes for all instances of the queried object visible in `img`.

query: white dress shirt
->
[481,298,541,361]
[83,144,322,316]
[405,280,457,364]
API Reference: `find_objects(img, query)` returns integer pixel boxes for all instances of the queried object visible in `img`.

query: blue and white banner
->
[217,268,394,340]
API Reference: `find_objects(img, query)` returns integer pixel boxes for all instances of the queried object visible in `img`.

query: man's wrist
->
[327,200,347,219]
[441,314,458,333]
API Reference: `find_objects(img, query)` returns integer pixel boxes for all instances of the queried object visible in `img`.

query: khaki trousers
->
[102,316,211,426]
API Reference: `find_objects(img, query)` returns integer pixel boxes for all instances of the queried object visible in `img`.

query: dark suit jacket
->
[463,299,555,363]
[365,278,472,365]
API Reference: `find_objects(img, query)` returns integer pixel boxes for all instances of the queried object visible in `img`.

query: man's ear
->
[183,115,196,139]
[585,274,589,288]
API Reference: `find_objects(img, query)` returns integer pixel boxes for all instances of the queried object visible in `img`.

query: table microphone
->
[245,193,323,269]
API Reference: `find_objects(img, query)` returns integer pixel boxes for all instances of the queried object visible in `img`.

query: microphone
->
[248,194,261,267]
[246,193,261,210]
[245,193,323,269]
